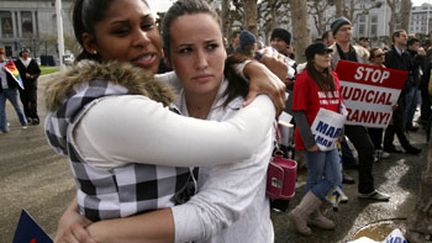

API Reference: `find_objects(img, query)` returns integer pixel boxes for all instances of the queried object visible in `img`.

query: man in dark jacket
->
[0,47,28,133]
[15,48,41,125]
[383,30,421,155]
[330,17,389,201]
[405,37,423,131]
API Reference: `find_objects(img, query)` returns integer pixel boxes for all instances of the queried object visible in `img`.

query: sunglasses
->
[375,54,384,58]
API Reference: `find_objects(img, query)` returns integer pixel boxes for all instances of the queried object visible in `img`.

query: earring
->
[92,50,97,55]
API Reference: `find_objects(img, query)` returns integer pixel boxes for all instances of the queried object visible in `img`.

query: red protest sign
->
[335,60,408,128]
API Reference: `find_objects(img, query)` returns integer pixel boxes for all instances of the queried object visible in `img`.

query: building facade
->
[0,0,73,58]
[1,0,429,61]
[409,3,432,35]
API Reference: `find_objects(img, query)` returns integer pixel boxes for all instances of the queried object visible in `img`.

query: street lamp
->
[56,0,65,71]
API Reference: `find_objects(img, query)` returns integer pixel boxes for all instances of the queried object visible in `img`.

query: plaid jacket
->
[45,78,194,221]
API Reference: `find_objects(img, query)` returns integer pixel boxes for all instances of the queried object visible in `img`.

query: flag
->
[4,59,24,89]
[12,209,53,243]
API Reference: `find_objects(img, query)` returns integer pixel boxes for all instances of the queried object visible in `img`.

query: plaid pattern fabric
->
[45,79,194,221]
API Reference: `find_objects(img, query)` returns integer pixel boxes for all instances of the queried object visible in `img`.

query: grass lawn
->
[40,66,60,76]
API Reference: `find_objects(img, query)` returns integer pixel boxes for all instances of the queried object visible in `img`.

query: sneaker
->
[340,190,349,203]
[342,173,356,184]
[358,190,390,201]
[404,146,421,155]
[31,118,40,125]
[374,149,389,162]
[373,154,379,163]
[383,145,403,154]
[407,125,419,132]
[326,186,347,211]
[417,118,428,126]
[381,151,390,159]
[22,125,28,129]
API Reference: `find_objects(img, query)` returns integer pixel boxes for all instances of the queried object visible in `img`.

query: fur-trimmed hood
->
[45,60,175,112]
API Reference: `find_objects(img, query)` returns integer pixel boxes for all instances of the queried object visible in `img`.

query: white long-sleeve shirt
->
[73,93,274,168]
[72,75,275,242]
[172,80,274,243]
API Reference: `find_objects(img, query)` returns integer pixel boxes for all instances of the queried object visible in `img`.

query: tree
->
[221,0,231,39]
[387,0,411,36]
[64,34,81,55]
[307,0,334,36]
[387,0,398,36]
[318,0,382,38]
[406,137,432,242]
[257,0,290,43]
[290,0,311,63]
[20,34,45,58]
[335,0,344,17]
[341,0,383,24]
[400,0,412,31]
[243,0,258,35]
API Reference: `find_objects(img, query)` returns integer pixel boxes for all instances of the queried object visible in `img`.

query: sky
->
[413,0,431,6]
[148,0,174,14]
[149,0,431,14]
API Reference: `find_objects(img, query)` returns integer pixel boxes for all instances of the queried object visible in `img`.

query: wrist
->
[243,61,263,79]
[254,51,264,62]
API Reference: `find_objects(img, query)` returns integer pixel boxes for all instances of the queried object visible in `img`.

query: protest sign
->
[335,61,407,128]
[311,108,346,151]
[13,209,53,243]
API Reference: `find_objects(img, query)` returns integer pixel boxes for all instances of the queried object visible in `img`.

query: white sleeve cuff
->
[172,204,204,243]
[233,60,253,81]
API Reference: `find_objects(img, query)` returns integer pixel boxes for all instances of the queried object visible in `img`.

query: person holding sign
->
[0,47,28,133]
[367,47,391,162]
[330,17,390,202]
[288,43,344,236]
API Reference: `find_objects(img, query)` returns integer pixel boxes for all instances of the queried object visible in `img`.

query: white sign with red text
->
[335,61,408,128]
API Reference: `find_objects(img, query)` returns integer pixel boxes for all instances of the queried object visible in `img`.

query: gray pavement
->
[1,74,75,243]
[0,74,428,242]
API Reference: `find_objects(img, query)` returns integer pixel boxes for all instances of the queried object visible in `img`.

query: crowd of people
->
[260,16,427,236]
[1,0,428,241]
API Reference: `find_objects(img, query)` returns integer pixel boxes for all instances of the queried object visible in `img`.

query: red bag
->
[266,152,297,200]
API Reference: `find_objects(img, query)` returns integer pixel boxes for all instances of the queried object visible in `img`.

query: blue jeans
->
[0,88,27,131]
[303,149,341,200]
[405,86,419,129]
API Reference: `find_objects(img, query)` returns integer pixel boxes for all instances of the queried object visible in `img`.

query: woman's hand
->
[85,208,174,243]
[55,198,96,243]
[261,52,289,82]
[307,144,320,153]
[243,61,287,115]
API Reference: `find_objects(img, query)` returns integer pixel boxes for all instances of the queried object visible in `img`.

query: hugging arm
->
[74,95,275,168]
[58,123,275,243]
[171,130,274,242]
[157,61,286,115]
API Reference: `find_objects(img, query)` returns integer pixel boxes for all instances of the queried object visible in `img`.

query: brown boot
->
[288,191,322,236]
[307,208,335,230]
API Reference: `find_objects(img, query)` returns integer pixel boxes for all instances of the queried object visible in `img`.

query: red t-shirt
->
[292,70,343,150]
